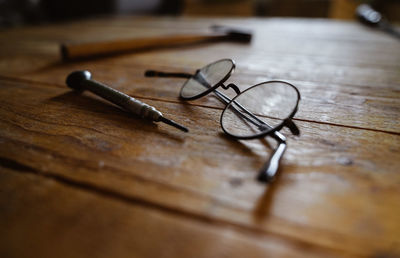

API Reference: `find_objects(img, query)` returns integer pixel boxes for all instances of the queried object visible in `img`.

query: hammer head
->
[211,25,253,43]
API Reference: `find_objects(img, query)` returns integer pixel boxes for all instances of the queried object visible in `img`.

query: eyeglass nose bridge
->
[222,83,241,95]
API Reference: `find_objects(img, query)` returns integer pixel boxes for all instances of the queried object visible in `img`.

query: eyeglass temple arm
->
[145,69,287,182]
[212,88,286,141]
[145,69,287,139]
[211,89,287,182]
[145,70,293,139]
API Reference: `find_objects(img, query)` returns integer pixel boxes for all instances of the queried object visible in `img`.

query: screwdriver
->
[66,71,188,132]
[356,4,400,40]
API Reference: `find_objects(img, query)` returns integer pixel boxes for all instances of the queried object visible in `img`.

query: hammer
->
[61,25,252,61]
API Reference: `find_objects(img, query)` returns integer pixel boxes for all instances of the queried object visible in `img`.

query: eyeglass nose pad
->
[223,83,241,95]
[284,118,300,136]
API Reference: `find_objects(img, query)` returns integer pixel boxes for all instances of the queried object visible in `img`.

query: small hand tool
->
[356,4,400,40]
[66,71,188,132]
[61,25,252,61]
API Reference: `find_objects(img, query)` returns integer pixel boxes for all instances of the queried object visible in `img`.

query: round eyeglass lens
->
[180,59,234,99]
[221,81,299,138]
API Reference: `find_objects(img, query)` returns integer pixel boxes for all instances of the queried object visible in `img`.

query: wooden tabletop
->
[0,16,399,257]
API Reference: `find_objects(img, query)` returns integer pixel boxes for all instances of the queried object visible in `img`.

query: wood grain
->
[0,16,399,257]
[0,78,399,256]
[1,168,347,258]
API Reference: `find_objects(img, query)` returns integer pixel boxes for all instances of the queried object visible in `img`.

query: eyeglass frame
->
[144,58,301,182]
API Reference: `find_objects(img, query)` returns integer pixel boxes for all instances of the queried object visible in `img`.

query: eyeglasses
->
[145,59,301,182]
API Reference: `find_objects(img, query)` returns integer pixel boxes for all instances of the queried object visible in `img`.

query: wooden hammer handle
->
[61,34,225,61]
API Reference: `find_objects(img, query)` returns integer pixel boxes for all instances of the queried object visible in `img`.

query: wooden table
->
[0,16,399,257]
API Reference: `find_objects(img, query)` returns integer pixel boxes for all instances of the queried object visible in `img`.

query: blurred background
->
[0,0,399,27]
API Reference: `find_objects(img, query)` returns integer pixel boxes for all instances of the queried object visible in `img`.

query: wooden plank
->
[0,16,399,257]
[0,168,347,258]
[0,78,399,256]
[1,58,397,133]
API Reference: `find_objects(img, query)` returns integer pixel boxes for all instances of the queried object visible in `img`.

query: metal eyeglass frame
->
[145,58,301,182]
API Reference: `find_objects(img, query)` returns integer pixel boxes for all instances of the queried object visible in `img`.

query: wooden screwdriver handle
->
[61,34,226,61]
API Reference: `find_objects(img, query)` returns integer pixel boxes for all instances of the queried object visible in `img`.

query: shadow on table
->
[252,170,282,222]
[220,132,282,220]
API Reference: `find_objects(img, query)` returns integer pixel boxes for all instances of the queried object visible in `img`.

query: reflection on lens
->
[221,81,299,138]
[180,59,234,99]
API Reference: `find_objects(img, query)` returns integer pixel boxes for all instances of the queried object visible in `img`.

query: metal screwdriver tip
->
[159,116,189,132]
